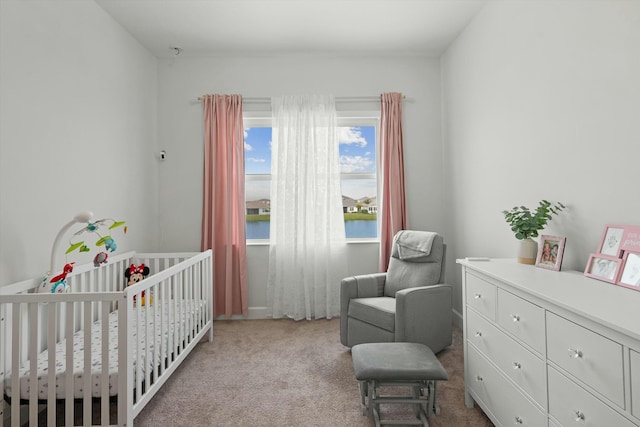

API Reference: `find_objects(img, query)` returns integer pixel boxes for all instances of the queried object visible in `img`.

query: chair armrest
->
[395,284,453,354]
[342,273,387,299]
[340,273,387,346]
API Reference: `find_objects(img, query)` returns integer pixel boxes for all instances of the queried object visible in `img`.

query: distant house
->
[342,196,377,213]
[357,197,377,214]
[342,196,359,213]
[246,199,271,215]
[248,196,376,215]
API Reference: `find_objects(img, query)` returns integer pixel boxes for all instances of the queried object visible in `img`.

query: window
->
[244,113,379,241]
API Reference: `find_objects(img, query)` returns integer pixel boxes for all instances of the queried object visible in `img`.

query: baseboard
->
[216,308,463,327]
[452,308,463,329]
[215,306,270,320]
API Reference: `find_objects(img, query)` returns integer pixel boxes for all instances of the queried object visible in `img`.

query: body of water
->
[247,220,376,240]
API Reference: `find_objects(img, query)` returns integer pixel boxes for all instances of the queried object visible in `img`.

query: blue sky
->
[245,126,377,200]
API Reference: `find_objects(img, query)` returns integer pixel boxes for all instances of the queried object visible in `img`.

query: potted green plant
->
[502,200,565,264]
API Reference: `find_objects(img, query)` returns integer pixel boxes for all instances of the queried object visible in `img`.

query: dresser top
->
[457,258,640,342]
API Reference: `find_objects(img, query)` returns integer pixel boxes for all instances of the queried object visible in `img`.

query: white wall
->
[443,0,640,317]
[0,1,158,286]
[156,55,449,316]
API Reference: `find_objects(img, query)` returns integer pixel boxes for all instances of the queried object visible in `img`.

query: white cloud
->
[339,127,367,147]
[340,155,373,173]
[245,142,253,151]
[247,157,266,163]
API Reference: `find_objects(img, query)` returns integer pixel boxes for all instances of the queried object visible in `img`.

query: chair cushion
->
[348,297,396,332]
[352,342,448,382]
[384,234,443,297]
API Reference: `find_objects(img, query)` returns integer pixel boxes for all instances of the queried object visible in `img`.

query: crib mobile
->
[38,211,127,293]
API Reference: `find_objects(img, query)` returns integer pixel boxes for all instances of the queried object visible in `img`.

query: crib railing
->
[0,250,213,427]
[123,251,214,425]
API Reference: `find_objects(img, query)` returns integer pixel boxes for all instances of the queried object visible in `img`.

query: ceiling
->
[95,0,487,58]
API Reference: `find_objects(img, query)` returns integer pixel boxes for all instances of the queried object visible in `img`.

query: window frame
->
[243,111,380,243]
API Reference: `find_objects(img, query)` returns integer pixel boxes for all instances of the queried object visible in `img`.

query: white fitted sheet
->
[5,300,204,400]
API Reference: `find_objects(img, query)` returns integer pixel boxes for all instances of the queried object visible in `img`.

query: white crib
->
[0,250,213,426]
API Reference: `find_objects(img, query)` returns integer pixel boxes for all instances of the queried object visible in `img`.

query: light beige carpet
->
[134,319,493,427]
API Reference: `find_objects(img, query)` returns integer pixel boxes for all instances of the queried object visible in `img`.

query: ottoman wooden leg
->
[426,380,441,416]
[358,380,368,415]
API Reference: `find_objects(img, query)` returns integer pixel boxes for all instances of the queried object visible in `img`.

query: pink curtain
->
[201,94,248,317]
[378,92,407,272]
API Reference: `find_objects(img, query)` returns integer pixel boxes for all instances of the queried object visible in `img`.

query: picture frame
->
[584,253,622,284]
[617,251,640,291]
[535,235,566,271]
[598,224,625,257]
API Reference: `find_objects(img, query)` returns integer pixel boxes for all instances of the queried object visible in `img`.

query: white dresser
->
[458,258,640,427]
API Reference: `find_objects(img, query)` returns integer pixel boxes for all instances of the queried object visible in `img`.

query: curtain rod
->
[196,95,407,103]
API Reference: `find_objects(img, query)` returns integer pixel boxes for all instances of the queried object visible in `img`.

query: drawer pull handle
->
[568,348,584,359]
[511,314,520,322]
[514,416,523,424]
[476,375,483,382]
[574,410,585,422]
[475,331,482,337]
[474,293,482,299]
[513,362,521,370]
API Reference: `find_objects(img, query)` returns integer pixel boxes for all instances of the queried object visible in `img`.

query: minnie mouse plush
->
[125,263,152,305]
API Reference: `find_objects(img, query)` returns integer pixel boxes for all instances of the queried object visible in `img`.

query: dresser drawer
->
[465,273,496,321]
[546,312,624,407]
[497,289,545,354]
[467,308,546,408]
[632,350,640,418]
[548,366,636,427]
[467,345,545,427]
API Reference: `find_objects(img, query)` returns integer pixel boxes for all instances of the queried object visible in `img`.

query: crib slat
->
[84,301,92,426]
[47,303,57,426]
[152,282,159,383]
[180,270,186,352]
[135,293,142,403]
[0,303,6,424]
[186,267,192,342]
[198,262,203,330]
[144,287,151,393]
[159,280,166,376]
[101,300,110,426]
[11,303,21,427]
[28,303,38,426]
[117,292,131,427]
[65,301,74,427]
[171,276,177,360]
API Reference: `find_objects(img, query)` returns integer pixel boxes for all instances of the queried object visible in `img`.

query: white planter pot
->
[517,238,538,265]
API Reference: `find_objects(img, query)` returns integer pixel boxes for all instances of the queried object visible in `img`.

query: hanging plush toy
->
[40,262,75,293]
[125,263,152,305]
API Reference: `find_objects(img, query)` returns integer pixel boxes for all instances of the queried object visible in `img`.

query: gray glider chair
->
[340,230,452,354]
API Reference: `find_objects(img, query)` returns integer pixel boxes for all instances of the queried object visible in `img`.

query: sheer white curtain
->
[267,94,347,320]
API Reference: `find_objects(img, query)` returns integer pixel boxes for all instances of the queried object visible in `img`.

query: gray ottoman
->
[352,342,448,427]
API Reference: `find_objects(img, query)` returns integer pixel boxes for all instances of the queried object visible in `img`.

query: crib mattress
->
[4,300,205,400]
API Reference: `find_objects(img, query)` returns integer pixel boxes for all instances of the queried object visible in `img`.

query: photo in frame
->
[584,253,622,284]
[617,251,640,291]
[535,235,566,271]
[619,225,640,253]
[598,224,625,257]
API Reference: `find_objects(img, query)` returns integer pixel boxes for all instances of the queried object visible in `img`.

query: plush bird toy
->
[40,262,75,293]
[125,263,152,305]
